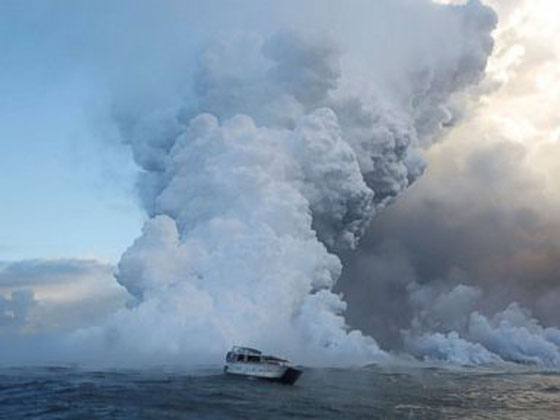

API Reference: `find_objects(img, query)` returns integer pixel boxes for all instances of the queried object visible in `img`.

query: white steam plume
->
[91,0,497,366]
[404,284,560,366]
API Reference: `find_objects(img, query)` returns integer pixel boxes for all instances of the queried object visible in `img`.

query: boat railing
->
[231,346,262,355]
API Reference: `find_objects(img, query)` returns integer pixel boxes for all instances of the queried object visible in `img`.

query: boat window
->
[236,354,245,362]
[247,355,260,363]
[264,356,286,364]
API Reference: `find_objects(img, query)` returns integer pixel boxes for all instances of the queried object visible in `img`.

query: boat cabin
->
[223,346,303,384]
[226,346,288,365]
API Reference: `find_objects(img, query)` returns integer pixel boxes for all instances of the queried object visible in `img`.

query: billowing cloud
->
[340,0,560,365]
[0,259,126,334]
[102,0,496,366]
[0,290,36,330]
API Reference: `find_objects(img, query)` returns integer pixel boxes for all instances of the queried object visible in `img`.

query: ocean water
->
[1,364,559,419]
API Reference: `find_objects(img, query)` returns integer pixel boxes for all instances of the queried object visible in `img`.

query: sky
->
[0,2,146,262]
[1,0,559,366]
[0,0,364,262]
[0,77,142,262]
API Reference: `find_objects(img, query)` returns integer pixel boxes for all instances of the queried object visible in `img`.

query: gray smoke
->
[340,134,560,365]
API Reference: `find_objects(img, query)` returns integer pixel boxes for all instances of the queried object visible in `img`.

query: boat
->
[224,346,303,385]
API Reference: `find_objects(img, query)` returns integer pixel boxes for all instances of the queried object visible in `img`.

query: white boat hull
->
[224,362,302,384]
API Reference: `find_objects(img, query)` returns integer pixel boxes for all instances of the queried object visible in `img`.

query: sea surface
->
[1,364,559,419]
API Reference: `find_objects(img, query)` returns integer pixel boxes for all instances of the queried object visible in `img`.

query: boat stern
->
[279,366,303,385]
